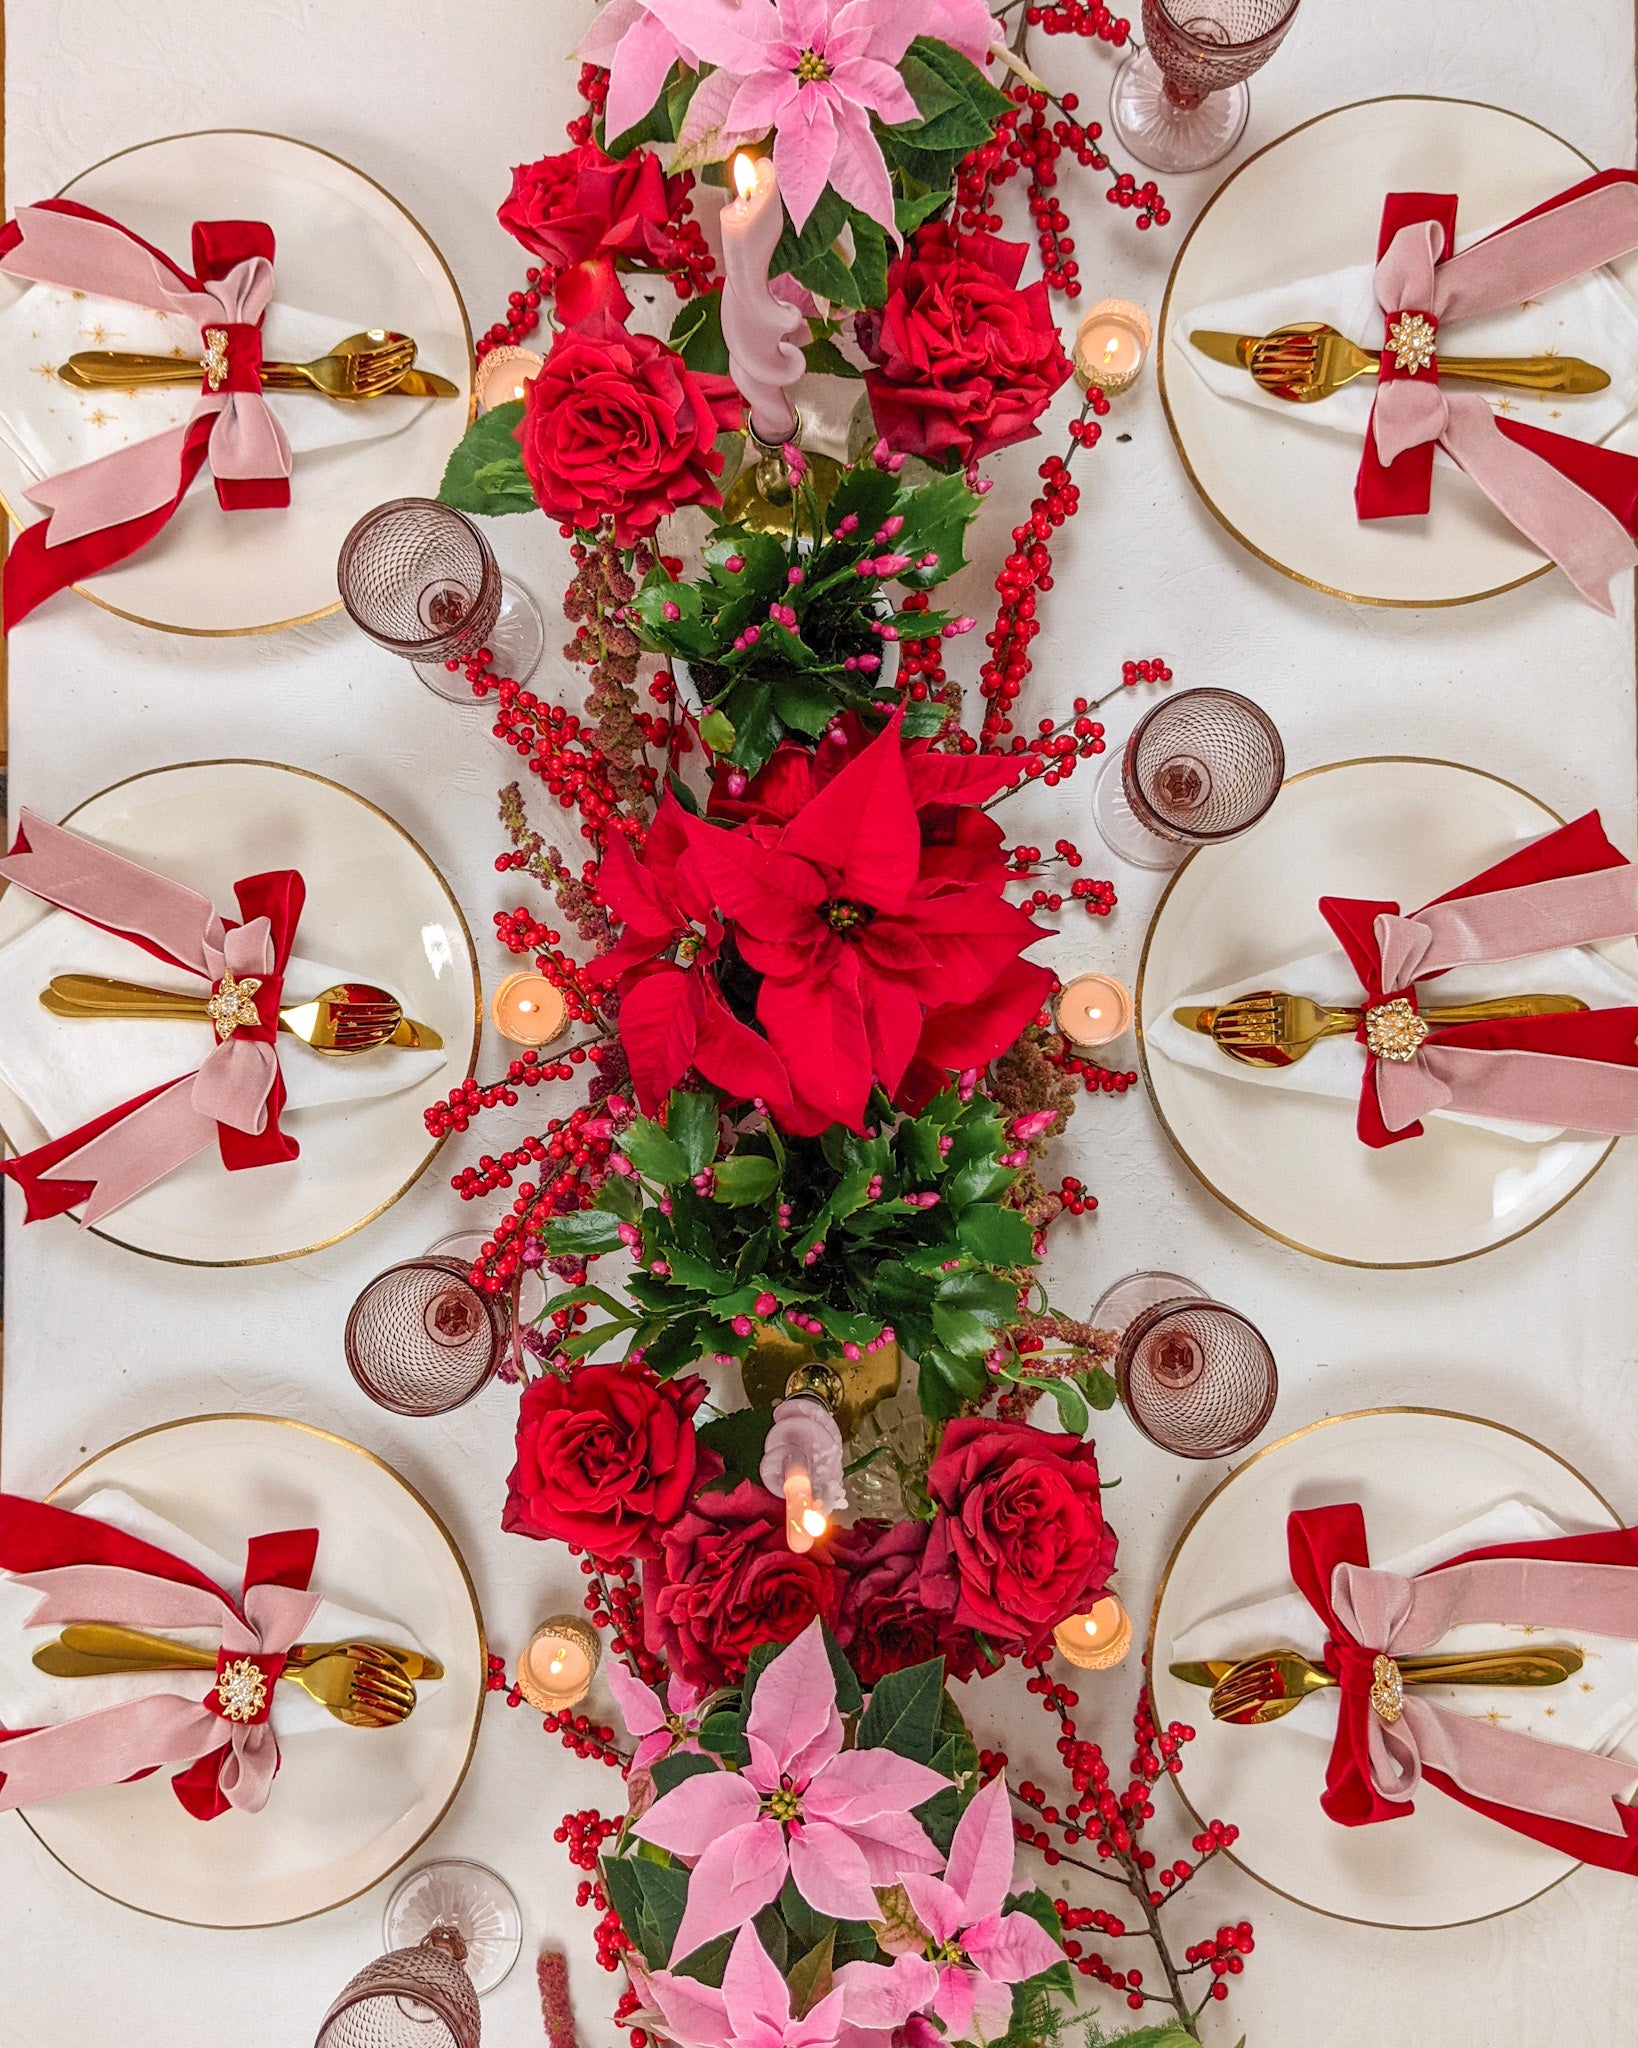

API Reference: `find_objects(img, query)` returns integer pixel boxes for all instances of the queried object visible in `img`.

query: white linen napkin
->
[0,908,446,1133]
[1171,1500,1638,1777]
[1151,934,1638,1144]
[1174,220,1638,457]
[0,282,431,487]
[0,1487,437,1743]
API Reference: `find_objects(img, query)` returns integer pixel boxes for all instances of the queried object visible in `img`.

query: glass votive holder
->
[1056,972,1133,1049]
[473,345,543,413]
[491,972,568,1047]
[1054,1595,1134,1670]
[516,1615,602,1712]
[1073,300,1152,395]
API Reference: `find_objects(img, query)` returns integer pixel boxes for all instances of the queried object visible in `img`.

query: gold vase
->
[738,1321,902,1439]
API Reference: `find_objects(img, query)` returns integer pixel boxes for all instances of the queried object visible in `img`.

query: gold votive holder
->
[491,971,569,1048]
[517,1614,602,1712]
[1073,300,1151,395]
[1055,971,1133,1049]
[1053,1595,1133,1670]
[474,345,543,413]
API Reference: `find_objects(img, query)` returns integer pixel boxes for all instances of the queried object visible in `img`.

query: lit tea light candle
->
[782,1465,829,1554]
[1053,1595,1132,1670]
[474,345,543,413]
[517,1615,602,1711]
[491,971,568,1047]
[1055,972,1133,1049]
[1072,300,1151,396]
[720,151,806,445]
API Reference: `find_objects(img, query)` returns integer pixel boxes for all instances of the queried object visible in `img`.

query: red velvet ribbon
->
[0,202,288,626]
[1289,1502,1638,1873]
[0,1493,317,1821]
[0,841,305,1221]
[1357,173,1638,534]
[1319,810,1638,1147]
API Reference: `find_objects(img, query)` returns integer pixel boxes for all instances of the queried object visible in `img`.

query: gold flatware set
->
[1171,1645,1584,1726]
[40,973,441,1055]
[1192,321,1611,403]
[1174,988,1586,1068]
[57,328,460,401]
[34,1622,442,1730]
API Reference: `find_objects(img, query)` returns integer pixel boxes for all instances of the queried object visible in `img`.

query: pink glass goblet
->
[344,1258,505,1417]
[1094,1271,1277,1458]
[1092,686,1283,870]
[314,1860,521,2046]
[337,497,544,704]
[1109,0,1301,174]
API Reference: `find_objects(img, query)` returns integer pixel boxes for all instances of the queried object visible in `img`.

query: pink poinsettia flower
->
[577,0,704,145]
[835,1776,1064,2045]
[640,0,934,232]
[632,1619,949,1961]
[605,1659,709,1772]
[646,1922,848,2048]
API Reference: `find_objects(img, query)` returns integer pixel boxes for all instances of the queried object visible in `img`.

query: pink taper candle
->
[720,152,806,445]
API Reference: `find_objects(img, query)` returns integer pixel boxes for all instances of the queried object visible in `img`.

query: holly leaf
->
[671,287,730,375]
[651,1751,722,1799]
[712,1154,782,1205]
[698,1406,773,1490]
[437,402,536,517]
[802,334,863,378]
[666,1087,722,1176]
[621,1116,692,1186]
[902,700,948,739]
[916,1342,990,1419]
[541,1209,627,1256]
[954,1203,1034,1265]
[892,471,983,589]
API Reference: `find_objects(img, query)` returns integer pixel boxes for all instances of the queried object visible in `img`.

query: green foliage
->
[629,453,982,773]
[436,401,536,517]
[696,1406,773,1491]
[671,288,730,376]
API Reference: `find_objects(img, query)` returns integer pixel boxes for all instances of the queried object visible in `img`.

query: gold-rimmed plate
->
[23,1414,486,1928]
[0,129,472,634]
[1148,1407,1624,1927]
[1157,96,1638,606]
[0,760,480,1264]
[1135,757,1626,1267]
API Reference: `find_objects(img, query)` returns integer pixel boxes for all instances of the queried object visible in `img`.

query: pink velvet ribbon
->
[0,809,295,1224]
[0,1564,321,1815]
[1330,1554,1638,1835]
[1366,861,1638,1137]
[1370,177,1638,611]
[0,202,292,547]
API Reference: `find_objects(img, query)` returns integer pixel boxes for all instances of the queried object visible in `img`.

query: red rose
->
[856,225,1072,468]
[643,1480,846,1689]
[921,1418,1118,1655]
[502,1363,718,1562]
[836,1518,982,1685]
[498,143,680,272]
[517,305,744,546]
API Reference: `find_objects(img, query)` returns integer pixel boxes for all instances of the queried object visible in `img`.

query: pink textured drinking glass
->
[1093,686,1283,870]
[1093,1271,1277,1458]
[314,1860,522,2044]
[1109,0,1301,173]
[344,1258,506,1416]
[338,497,544,703]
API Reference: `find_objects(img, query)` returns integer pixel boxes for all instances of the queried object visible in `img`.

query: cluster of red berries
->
[896,590,955,715]
[493,902,556,953]
[1057,1174,1097,1215]
[1070,876,1118,917]
[980,443,1091,744]
[538,1707,624,1767]
[1107,170,1169,229]
[425,1049,592,1143]
[577,1551,667,1685]
[1029,0,1130,40]
[1061,1046,1139,1095]
[482,671,653,847]
[1122,657,1173,688]
[1185,1921,1256,1995]
[555,1807,620,1873]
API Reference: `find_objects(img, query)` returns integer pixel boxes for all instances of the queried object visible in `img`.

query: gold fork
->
[1207,1646,1583,1726]
[1239,322,1610,402]
[60,328,417,400]
[1176,989,1587,1068]
[41,973,415,1054]
[34,1627,417,1729]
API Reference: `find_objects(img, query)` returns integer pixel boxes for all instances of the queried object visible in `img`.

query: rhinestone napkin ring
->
[214,1656,270,1724]
[1386,312,1437,374]
[202,326,230,392]
[207,968,263,1042]
[1369,1653,1405,1725]
[1365,997,1429,1063]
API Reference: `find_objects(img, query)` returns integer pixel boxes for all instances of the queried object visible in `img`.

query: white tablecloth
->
[3,4,1637,2045]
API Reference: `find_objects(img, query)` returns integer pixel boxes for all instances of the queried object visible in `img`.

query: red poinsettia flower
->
[683,711,1053,1133]
[589,797,793,1117]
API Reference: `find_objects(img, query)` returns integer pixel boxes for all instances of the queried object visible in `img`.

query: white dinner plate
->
[0,129,472,633]
[1135,757,1622,1267]
[1149,1408,1625,1927]
[25,1414,486,1928]
[1158,96,1638,605]
[0,760,480,1264]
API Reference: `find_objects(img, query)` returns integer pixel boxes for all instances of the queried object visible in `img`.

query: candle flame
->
[1103,335,1120,362]
[732,151,760,202]
[549,1654,565,1675]
[801,1506,829,1538]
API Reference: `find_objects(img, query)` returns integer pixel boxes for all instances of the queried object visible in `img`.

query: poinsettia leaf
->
[602,1853,690,1970]
[699,1708,750,1766]
[697,1407,773,1490]
[802,334,864,378]
[438,402,535,518]
[893,471,983,589]
[896,38,1010,147]
[786,1930,836,2019]
[621,1116,692,1185]
[778,1875,837,1954]
[670,287,730,376]
[894,187,950,237]
[937,1269,1017,1319]
[712,1154,781,1205]
[932,1302,995,1359]
[651,1750,722,1798]
[899,48,964,123]
[856,1657,945,1763]
[542,1209,627,1256]
[848,214,889,310]
[560,1321,635,1362]
[666,1088,722,1176]
[956,1203,1034,1265]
